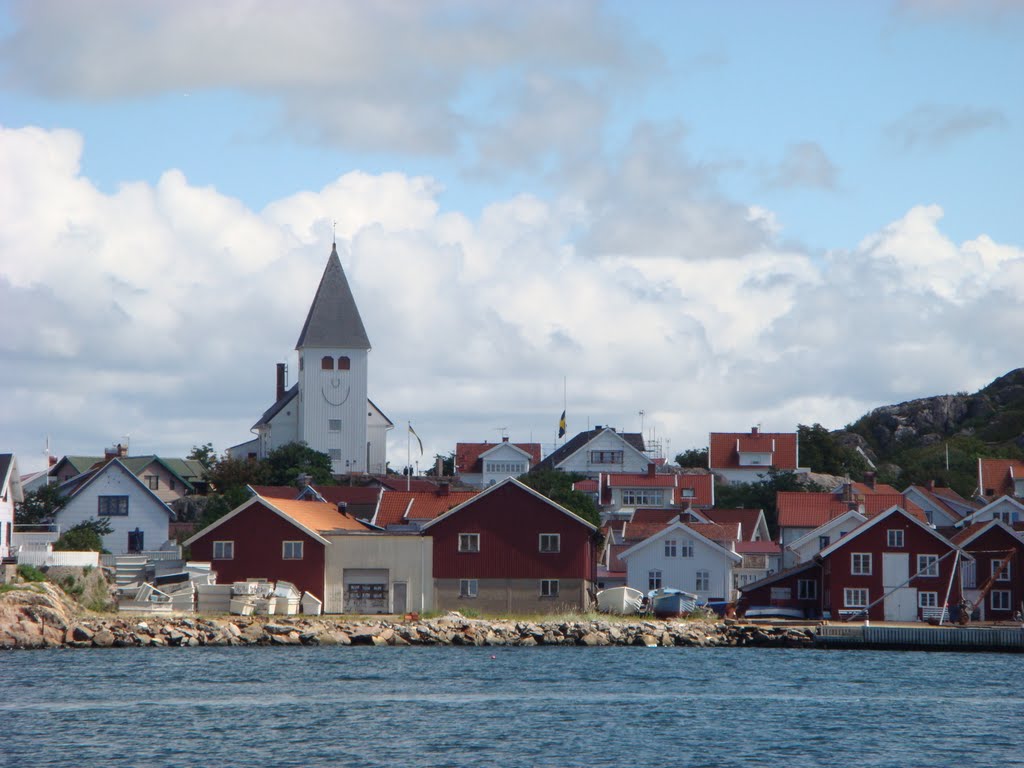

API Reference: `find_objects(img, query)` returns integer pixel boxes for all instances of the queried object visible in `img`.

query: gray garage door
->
[343,569,389,614]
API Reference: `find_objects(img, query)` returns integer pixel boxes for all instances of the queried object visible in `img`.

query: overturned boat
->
[596,586,645,614]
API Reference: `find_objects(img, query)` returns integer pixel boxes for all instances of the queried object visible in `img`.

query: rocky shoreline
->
[1,583,815,650]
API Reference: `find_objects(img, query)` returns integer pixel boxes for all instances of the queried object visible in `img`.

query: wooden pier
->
[815,623,1024,652]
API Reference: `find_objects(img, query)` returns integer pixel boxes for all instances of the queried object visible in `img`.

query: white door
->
[882,553,916,621]
[882,553,909,588]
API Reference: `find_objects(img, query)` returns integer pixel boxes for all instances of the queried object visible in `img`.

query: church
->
[228,244,392,474]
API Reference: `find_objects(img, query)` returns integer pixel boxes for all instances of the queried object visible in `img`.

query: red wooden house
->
[185,495,371,599]
[950,519,1023,621]
[422,477,598,613]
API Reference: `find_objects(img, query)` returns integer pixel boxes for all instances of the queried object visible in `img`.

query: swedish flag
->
[558,410,567,438]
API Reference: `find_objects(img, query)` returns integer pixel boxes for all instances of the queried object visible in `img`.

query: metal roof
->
[295,244,370,350]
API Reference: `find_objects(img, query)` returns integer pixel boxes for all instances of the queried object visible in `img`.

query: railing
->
[15,547,100,568]
[100,548,183,568]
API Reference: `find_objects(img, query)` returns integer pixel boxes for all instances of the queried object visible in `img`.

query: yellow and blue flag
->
[558,410,567,438]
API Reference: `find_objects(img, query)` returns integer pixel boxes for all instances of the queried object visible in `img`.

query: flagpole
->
[407,421,411,491]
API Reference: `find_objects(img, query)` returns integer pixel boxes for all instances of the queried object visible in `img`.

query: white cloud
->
[2,126,1023,473]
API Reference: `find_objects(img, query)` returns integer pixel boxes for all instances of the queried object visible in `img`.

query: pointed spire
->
[295,243,371,350]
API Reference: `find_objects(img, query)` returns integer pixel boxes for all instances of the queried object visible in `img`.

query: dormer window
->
[321,356,334,370]
[338,356,350,370]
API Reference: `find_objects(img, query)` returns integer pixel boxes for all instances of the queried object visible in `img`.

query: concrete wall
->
[323,534,433,614]
[434,578,591,614]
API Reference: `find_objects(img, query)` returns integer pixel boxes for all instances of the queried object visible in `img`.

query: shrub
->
[17,564,47,582]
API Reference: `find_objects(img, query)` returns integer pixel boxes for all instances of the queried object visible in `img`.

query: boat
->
[596,586,644,615]
[649,588,699,618]
[742,606,805,620]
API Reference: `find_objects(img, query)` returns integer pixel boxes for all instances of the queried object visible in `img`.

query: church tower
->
[295,243,371,473]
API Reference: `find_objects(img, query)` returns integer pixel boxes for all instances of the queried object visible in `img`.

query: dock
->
[815,623,1024,652]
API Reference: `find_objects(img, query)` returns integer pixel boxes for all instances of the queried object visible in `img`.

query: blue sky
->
[1,0,1022,472]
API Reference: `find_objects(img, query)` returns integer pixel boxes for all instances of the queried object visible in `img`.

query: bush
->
[54,518,113,552]
[17,564,47,582]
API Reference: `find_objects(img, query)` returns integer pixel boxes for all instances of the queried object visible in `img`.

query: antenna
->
[332,219,337,246]
[494,426,508,440]
[639,409,645,433]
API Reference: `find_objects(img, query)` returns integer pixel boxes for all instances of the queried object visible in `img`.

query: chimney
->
[435,456,444,476]
[751,426,759,435]
[297,473,313,489]
[502,436,509,442]
[337,501,348,517]
[863,471,876,490]
[438,482,450,497]
[847,500,859,512]
[842,482,854,502]
[647,462,656,478]
[276,363,286,402]
[927,479,936,491]
[49,455,58,467]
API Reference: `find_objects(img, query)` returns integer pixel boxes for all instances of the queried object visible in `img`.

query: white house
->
[1,454,24,560]
[618,520,743,602]
[955,495,1024,528]
[228,243,393,474]
[783,509,867,568]
[456,438,540,488]
[53,459,175,555]
[902,483,979,527]
[535,427,650,477]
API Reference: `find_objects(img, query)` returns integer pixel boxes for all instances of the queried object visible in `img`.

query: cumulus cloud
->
[2,126,1022,471]
[0,0,650,160]
[887,104,1008,151]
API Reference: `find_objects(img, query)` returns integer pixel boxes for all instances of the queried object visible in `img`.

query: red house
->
[951,519,1023,621]
[422,477,598,613]
[185,495,371,599]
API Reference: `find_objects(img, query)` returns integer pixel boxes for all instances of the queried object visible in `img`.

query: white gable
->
[557,429,649,475]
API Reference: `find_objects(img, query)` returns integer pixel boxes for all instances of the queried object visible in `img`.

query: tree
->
[675,447,708,469]
[797,423,868,477]
[425,451,455,477]
[714,469,823,538]
[187,442,218,470]
[15,484,66,525]
[520,469,600,528]
[206,456,270,493]
[54,518,113,552]
[265,442,336,485]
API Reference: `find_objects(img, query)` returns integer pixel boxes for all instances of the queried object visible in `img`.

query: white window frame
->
[459,578,478,598]
[648,570,662,591]
[282,541,304,560]
[991,590,1011,611]
[539,579,559,598]
[818,535,830,550]
[695,570,710,593]
[622,489,665,506]
[681,488,696,498]
[918,591,938,608]
[97,495,129,517]
[844,588,868,608]
[328,419,342,431]
[851,553,872,576]
[146,475,159,490]
[539,533,560,553]
[887,529,904,548]
[328,448,342,461]
[797,579,817,600]
[664,538,677,558]
[458,533,480,553]
[680,539,694,558]
[992,558,1012,581]
[213,541,234,560]
[917,554,939,578]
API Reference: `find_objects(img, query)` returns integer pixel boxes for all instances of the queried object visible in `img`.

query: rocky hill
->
[833,368,1024,496]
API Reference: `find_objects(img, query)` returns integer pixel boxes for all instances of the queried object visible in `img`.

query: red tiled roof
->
[851,481,900,494]
[622,521,669,543]
[709,429,798,471]
[675,474,713,507]
[374,476,443,492]
[374,489,478,527]
[684,522,740,542]
[606,474,676,488]
[630,509,682,525]
[249,485,299,499]
[735,540,781,554]
[455,441,541,474]
[949,521,990,546]
[978,458,1024,498]
[777,491,927,529]
[262,497,372,534]
[313,486,382,505]
[573,479,599,493]
[704,508,762,541]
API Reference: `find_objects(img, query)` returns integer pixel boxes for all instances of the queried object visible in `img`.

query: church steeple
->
[295,243,371,350]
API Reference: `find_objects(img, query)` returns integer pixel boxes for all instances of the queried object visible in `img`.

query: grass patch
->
[16,564,47,583]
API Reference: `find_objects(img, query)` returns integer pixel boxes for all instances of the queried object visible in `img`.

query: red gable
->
[709,428,798,471]
[455,441,542,474]
[978,458,1024,499]
[374,489,478,527]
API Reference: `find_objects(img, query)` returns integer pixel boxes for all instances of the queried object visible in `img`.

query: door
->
[393,582,407,615]
[882,553,916,621]
[343,569,389,614]
[128,528,144,553]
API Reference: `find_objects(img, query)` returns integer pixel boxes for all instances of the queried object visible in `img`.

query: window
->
[213,541,234,560]
[590,450,623,464]
[328,449,342,461]
[539,534,560,553]
[321,356,334,370]
[146,475,159,490]
[97,495,129,516]
[168,478,176,491]
[337,356,350,370]
[459,579,478,598]
[887,529,904,548]
[992,558,1012,581]
[648,570,662,590]
[540,579,559,597]
[918,592,938,608]
[798,579,817,600]
[622,489,665,506]
[991,590,1011,611]
[818,535,830,550]
[282,541,304,560]
[681,488,695,498]
[844,588,868,608]
[961,560,977,589]
[680,539,694,558]
[851,553,872,576]
[695,570,710,592]
[917,554,939,578]
[994,509,1013,524]
[664,539,677,558]
[329,419,342,431]
[458,533,480,553]
[485,462,526,474]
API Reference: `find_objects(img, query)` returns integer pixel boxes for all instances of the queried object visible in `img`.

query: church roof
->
[295,243,371,351]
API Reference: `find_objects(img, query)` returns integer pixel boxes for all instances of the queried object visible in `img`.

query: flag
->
[558,410,567,438]
[409,424,424,455]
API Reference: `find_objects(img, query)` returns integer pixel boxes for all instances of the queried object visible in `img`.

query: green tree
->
[15,484,66,525]
[714,469,822,538]
[520,469,600,528]
[265,442,336,485]
[187,442,218,470]
[797,423,868,477]
[675,447,709,469]
[206,456,270,492]
[425,451,456,477]
[54,518,113,552]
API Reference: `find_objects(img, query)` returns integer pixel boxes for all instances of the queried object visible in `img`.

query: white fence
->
[16,547,100,568]
[100,548,182,568]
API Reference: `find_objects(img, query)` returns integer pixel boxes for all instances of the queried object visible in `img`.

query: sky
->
[1,0,1023,474]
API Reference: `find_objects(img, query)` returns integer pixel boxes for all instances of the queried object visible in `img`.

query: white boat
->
[596,587,645,614]
[743,606,805,620]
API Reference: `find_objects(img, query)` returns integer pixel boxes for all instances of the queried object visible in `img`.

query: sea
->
[2,646,1022,768]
